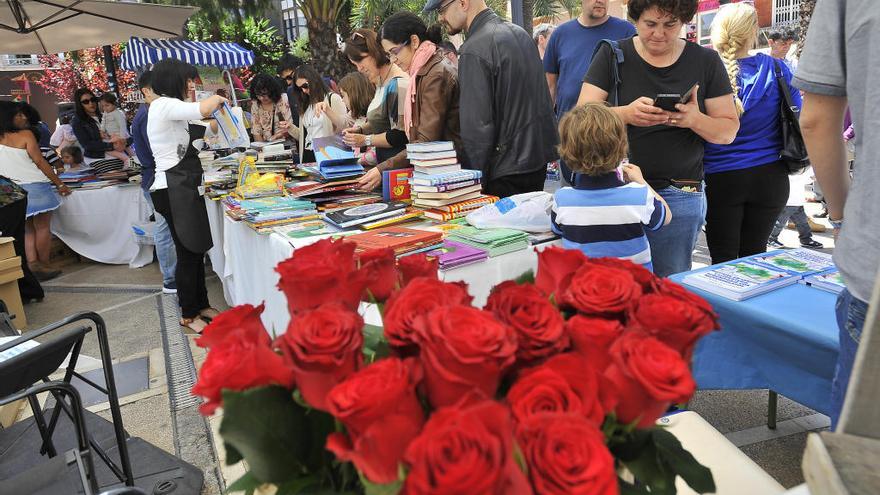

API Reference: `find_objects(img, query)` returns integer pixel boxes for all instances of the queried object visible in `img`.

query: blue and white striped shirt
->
[551,172,666,271]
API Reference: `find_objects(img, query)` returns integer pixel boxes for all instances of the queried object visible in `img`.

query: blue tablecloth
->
[671,268,839,415]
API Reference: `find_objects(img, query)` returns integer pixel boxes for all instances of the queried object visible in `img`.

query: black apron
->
[165,123,213,254]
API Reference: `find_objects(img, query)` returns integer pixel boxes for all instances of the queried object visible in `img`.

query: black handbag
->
[773,60,810,174]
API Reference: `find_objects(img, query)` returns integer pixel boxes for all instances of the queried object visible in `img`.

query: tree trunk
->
[522,0,534,37]
[307,17,353,81]
[797,0,816,58]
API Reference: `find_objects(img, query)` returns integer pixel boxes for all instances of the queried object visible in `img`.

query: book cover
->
[287,179,360,197]
[407,150,458,161]
[412,169,482,186]
[212,102,250,148]
[410,157,459,167]
[406,141,456,153]
[324,201,409,227]
[413,190,483,207]
[413,164,462,175]
[412,179,481,193]
[749,249,835,276]
[412,184,482,200]
[428,195,499,213]
[801,270,845,294]
[682,261,799,301]
[426,240,488,267]
[348,226,443,252]
[360,210,424,230]
[382,168,413,202]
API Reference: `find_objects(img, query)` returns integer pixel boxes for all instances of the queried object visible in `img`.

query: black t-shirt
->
[584,38,732,185]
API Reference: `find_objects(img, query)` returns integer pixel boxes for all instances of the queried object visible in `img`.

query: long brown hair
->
[343,29,390,67]
[293,64,329,115]
[339,72,375,120]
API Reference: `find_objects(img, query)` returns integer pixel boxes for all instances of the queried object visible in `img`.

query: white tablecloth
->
[206,199,556,334]
[51,184,150,266]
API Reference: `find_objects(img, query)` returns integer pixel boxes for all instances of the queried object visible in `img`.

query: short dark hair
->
[73,87,99,122]
[60,145,84,164]
[379,12,442,45]
[277,53,304,75]
[16,101,41,126]
[0,101,19,136]
[769,28,799,41]
[100,92,118,105]
[292,64,329,114]
[438,41,457,55]
[249,73,284,103]
[138,70,153,90]
[627,0,698,24]
[150,58,199,101]
[344,29,390,67]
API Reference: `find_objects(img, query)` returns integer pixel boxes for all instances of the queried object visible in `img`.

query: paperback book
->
[748,249,835,277]
[323,201,409,228]
[425,240,488,270]
[800,270,846,294]
[681,261,800,301]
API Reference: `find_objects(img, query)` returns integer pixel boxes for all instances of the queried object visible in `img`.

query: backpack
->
[589,39,626,106]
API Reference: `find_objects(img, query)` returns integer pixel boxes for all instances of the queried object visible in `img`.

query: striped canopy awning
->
[120,37,254,71]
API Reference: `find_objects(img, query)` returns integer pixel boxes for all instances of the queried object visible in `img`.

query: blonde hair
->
[558,103,628,176]
[711,3,758,116]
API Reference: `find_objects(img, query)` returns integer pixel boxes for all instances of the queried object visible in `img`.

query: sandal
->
[180,317,209,335]
[199,307,221,322]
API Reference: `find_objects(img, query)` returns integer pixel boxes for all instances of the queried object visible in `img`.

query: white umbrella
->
[0,0,199,55]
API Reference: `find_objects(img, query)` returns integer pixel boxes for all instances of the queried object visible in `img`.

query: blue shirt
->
[704,53,802,174]
[130,104,155,191]
[543,17,636,118]
[551,172,666,271]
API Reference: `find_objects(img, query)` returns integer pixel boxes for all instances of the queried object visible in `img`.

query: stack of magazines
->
[446,226,530,257]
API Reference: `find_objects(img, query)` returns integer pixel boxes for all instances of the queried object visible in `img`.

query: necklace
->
[377,64,393,87]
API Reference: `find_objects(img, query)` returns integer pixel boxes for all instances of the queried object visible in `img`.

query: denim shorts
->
[20,182,61,218]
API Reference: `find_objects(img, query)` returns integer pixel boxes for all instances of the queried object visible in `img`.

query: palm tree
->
[797,0,816,57]
[298,0,353,79]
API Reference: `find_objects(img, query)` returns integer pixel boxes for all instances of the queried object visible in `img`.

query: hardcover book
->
[323,201,409,228]
[382,168,413,202]
[681,261,800,301]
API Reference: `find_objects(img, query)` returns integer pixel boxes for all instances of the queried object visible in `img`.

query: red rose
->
[590,257,660,292]
[628,293,718,357]
[397,253,439,287]
[358,248,398,303]
[485,281,568,363]
[383,278,473,350]
[403,399,531,495]
[565,315,625,371]
[326,358,425,484]
[517,413,618,495]
[276,304,364,411]
[604,332,696,428]
[191,334,294,415]
[655,279,719,326]
[509,353,616,427]
[416,306,518,408]
[560,263,642,316]
[275,238,368,314]
[195,303,269,349]
[534,246,588,299]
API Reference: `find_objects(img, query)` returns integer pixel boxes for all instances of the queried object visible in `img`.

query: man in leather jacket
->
[428,0,559,197]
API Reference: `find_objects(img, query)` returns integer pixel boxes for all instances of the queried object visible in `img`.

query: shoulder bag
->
[773,60,810,174]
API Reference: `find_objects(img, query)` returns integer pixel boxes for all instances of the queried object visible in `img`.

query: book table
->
[671,263,839,418]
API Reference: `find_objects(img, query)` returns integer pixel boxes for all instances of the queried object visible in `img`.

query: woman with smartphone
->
[578,0,739,277]
[702,3,801,263]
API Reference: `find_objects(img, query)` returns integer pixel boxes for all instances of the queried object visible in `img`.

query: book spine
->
[419,172,481,185]
[432,196,499,213]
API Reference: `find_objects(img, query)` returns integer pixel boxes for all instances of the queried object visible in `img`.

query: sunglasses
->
[284,76,294,82]
[438,0,456,15]
[81,97,98,104]
[388,39,411,57]
[297,82,310,90]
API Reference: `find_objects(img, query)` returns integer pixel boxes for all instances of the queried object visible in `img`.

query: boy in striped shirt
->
[551,103,671,271]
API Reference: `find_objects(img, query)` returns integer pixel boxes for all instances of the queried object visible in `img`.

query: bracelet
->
[829,217,844,229]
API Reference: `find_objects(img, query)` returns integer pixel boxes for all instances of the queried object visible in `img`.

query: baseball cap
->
[423,0,449,13]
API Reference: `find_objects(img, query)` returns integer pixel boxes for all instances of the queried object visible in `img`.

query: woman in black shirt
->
[578,0,739,277]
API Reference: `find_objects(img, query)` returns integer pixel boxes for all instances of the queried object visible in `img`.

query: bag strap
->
[589,39,625,107]
[773,60,798,115]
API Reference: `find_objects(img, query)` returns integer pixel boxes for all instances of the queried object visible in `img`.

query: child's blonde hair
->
[557,103,628,176]
[711,2,758,116]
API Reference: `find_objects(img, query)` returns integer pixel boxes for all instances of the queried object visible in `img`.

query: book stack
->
[407,142,485,210]
[323,201,410,229]
[423,195,500,221]
[446,226,530,258]
[347,226,444,256]
[425,240,488,270]
[58,168,98,188]
[223,196,319,233]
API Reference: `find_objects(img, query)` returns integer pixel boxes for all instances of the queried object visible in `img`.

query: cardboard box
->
[0,237,14,261]
[0,253,26,328]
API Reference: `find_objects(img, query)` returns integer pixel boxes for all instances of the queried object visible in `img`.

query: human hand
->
[57,184,72,196]
[277,121,290,131]
[356,167,382,191]
[665,84,701,129]
[314,101,329,117]
[625,97,669,127]
[342,125,362,136]
[343,132,367,148]
[622,163,646,184]
[211,95,229,112]
[112,138,126,152]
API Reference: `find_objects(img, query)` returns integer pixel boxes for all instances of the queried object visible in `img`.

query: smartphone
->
[654,82,699,111]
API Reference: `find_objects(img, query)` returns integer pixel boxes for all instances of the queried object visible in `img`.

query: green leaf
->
[618,478,652,495]
[359,470,403,495]
[226,471,263,493]
[224,441,244,466]
[220,386,312,484]
[273,474,321,495]
[513,269,535,285]
[653,429,717,494]
[617,439,676,495]
[362,323,391,363]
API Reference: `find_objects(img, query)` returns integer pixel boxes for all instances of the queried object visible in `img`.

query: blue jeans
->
[830,288,869,428]
[143,190,177,286]
[646,186,707,277]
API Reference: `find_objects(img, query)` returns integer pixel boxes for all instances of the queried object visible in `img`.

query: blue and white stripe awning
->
[120,37,255,71]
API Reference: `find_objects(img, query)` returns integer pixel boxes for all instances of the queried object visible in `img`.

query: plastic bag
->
[465,191,553,233]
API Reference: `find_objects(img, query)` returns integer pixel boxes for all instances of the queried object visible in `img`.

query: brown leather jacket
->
[379,52,462,171]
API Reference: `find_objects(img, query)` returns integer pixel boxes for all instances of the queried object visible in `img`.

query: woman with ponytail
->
[703,2,801,263]
[353,12,460,191]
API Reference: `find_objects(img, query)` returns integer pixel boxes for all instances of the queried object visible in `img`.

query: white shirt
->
[147,97,204,191]
[100,109,130,139]
[298,93,347,161]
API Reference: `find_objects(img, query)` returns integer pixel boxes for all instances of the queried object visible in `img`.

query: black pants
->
[705,161,789,264]
[483,169,546,198]
[150,189,209,319]
[0,198,43,301]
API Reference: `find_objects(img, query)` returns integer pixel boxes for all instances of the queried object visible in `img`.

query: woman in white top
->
[147,58,227,333]
[292,64,348,163]
[0,101,71,281]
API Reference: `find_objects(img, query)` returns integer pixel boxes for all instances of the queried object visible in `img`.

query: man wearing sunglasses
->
[427,0,559,197]
[277,54,304,126]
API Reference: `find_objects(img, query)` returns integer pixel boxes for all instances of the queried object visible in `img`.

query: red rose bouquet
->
[192,240,720,494]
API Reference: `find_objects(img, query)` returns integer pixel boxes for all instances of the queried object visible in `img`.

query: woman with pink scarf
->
[356,12,462,191]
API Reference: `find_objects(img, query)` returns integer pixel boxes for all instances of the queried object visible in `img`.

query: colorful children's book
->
[411,169,481,186]
[425,240,488,270]
[800,270,846,294]
[323,201,409,228]
[748,249,835,277]
[382,168,413,202]
[681,261,800,301]
[348,226,444,255]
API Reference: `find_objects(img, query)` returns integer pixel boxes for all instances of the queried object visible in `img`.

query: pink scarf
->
[404,41,437,135]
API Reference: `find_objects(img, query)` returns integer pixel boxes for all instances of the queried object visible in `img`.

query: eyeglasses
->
[283,75,294,83]
[297,82,310,91]
[256,91,270,98]
[388,39,411,57]
[350,32,365,41]
[81,97,98,105]
[438,0,456,15]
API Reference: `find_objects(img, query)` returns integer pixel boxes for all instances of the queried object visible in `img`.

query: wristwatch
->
[829,217,844,230]
[364,134,372,147]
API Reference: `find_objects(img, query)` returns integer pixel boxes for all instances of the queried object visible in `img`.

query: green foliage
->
[291,33,311,61]
[349,0,507,29]
[532,0,561,20]
[513,269,536,285]
[558,0,583,18]
[188,15,286,76]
